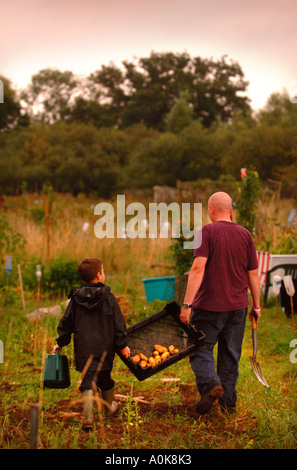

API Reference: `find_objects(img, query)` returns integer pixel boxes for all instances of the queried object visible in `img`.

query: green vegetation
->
[0,194,296,449]
[0,293,296,449]
[0,51,296,197]
[0,49,296,450]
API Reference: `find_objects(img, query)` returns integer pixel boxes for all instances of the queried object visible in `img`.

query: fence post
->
[0,80,3,103]
[30,403,39,449]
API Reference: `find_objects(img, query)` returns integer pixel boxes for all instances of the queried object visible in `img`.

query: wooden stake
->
[17,264,26,310]
[30,404,39,449]
[45,198,50,263]
[34,278,40,360]
[290,296,295,329]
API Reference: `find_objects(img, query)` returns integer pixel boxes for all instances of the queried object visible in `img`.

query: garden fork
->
[249,314,270,388]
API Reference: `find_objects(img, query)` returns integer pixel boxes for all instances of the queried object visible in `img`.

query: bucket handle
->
[55,349,60,380]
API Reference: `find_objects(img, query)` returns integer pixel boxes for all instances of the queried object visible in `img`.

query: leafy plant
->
[275,228,297,254]
[169,219,195,279]
[21,254,81,295]
[120,384,143,448]
[235,166,261,234]
[45,255,82,295]
[169,234,194,279]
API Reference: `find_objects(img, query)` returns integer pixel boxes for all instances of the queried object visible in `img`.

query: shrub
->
[45,255,82,295]
[169,221,194,279]
[235,166,261,234]
[21,254,82,296]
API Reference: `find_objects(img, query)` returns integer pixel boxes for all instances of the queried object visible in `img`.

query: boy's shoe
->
[196,384,224,415]
[82,390,94,431]
[102,387,119,417]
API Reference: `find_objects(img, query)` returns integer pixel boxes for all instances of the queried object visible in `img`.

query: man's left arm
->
[248,268,261,324]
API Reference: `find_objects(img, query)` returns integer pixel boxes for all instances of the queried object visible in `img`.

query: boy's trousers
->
[189,307,248,408]
[79,358,115,392]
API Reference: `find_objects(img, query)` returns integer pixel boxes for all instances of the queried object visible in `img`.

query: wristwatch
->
[182,303,192,309]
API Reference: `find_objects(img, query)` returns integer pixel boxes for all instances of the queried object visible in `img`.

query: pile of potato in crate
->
[131,343,180,368]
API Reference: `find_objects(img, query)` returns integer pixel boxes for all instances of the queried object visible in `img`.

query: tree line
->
[0,51,296,197]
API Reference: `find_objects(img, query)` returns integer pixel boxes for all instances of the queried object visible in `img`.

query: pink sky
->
[1,0,297,109]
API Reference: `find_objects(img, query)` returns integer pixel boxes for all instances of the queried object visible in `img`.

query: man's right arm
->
[180,256,207,325]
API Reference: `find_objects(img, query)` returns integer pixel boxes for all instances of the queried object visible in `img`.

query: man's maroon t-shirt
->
[192,221,258,311]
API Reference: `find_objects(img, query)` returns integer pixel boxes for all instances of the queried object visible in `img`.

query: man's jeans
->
[190,307,248,408]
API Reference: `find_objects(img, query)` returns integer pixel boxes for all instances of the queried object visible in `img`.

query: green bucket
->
[43,351,71,389]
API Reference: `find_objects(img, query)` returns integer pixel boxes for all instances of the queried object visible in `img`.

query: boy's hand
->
[53,344,60,354]
[120,346,130,358]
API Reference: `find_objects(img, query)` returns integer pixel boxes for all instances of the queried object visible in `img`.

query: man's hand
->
[180,307,192,325]
[249,308,261,326]
[53,344,60,354]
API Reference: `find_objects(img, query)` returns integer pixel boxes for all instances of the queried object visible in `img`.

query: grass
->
[1,294,297,450]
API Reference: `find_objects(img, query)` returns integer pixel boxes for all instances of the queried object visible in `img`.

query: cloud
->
[1,0,296,109]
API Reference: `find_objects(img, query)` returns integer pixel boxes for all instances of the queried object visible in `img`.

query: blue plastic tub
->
[142,276,176,302]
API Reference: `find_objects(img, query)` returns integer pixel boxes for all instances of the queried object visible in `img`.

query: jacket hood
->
[72,283,111,310]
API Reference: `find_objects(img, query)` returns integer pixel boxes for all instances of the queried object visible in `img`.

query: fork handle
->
[252,328,257,359]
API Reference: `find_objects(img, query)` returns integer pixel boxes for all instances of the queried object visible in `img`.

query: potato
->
[155,355,161,365]
[168,345,175,353]
[173,348,179,354]
[148,357,156,367]
[140,360,149,368]
[161,351,170,361]
[159,346,168,354]
[131,355,140,364]
[154,345,163,353]
[139,353,148,362]
[153,351,160,356]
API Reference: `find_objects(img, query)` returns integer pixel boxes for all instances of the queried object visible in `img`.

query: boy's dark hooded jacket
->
[56,283,128,372]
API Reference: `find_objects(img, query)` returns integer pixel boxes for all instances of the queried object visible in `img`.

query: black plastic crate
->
[117,301,205,381]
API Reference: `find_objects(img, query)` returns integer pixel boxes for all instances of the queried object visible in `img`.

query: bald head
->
[208,192,233,222]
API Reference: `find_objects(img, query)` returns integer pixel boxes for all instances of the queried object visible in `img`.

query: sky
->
[1,0,297,110]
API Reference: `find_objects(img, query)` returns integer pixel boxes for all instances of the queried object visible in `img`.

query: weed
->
[119,383,143,448]
[1,194,297,449]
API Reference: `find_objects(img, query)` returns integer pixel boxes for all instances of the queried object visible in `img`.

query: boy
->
[53,257,130,431]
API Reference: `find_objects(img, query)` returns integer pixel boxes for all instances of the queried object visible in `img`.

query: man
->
[180,191,261,414]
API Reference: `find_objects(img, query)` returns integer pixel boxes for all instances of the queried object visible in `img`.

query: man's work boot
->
[101,387,118,417]
[196,384,224,415]
[82,390,94,431]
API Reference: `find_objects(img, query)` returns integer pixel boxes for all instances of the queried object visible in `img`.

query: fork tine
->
[250,357,269,387]
[255,362,269,387]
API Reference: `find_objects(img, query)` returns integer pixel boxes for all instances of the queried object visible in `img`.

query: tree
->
[256,91,297,127]
[89,52,251,130]
[21,69,79,124]
[220,124,297,181]
[179,121,222,181]
[235,167,261,235]
[67,97,111,128]
[191,55,251,127]
[88,64,127,127]
[0,76,21,130]
[164,91,194,133]
[120,52,194,129]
